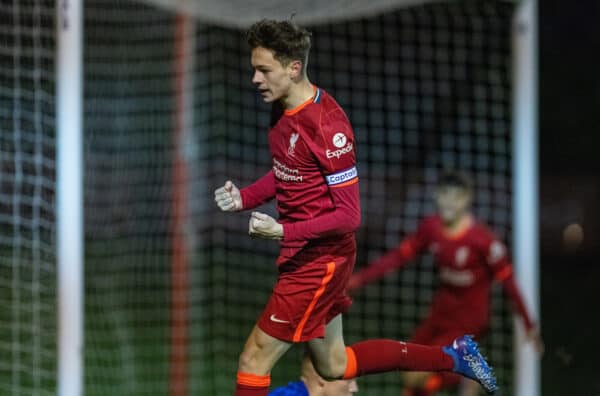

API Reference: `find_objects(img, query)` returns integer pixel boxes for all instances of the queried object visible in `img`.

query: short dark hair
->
[438,170,473,193]
[246,19,312,71]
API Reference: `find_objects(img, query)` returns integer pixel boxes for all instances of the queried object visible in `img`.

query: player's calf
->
[308,345,347,380]
[310,355,347,381]
[307,322,349,381]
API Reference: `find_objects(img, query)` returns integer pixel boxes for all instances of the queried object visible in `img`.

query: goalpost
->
[56,0,83,395]
[2,0,539,395]
[512,0,540,395]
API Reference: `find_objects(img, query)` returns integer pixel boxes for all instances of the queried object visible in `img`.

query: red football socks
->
[235,372,270,396]
[234,384,269,396]
[343,340,454,379]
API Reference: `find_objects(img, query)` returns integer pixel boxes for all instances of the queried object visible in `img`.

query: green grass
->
[0,243,514,396]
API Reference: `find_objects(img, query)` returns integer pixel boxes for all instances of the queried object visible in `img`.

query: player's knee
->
[237,349,258,372]
[237,339,262,372]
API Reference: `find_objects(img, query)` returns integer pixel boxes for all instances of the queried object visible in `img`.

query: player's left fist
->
[248,212,283,240]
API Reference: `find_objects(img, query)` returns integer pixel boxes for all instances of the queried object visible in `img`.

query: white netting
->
[2,0,520,395]
[0,1,56,395]
[85,1,517,395]
[83,2,179,395]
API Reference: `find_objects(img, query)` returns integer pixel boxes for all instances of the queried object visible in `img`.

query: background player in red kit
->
[348,171,543,396]
[214,20,497,396]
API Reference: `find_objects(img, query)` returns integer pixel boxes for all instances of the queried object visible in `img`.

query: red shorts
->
[257,239,355,343]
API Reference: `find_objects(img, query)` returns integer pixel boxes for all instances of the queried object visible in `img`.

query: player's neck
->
[443,213,473,237]
[280,79,314,110]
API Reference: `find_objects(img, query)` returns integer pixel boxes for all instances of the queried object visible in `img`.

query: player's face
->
[251,46,294,103]
[436,186,472,225]
[322,379,359,396]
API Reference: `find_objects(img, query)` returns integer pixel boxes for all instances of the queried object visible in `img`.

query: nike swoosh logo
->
[270,314,290,324]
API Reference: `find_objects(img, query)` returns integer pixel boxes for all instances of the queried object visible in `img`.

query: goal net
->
[0,1,57,395]
[1,0,522,395]
[84,1,517,394]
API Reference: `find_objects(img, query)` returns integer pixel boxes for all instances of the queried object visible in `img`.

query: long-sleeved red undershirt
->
[239,171,360,242]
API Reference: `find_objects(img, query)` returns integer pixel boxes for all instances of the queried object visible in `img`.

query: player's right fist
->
[214,180,243,212]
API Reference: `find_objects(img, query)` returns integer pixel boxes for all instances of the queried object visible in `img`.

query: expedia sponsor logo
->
[332,132,347,148]
[325,166,358,186]
[326,142,353,159]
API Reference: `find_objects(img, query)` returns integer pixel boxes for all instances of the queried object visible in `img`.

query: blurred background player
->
[214,20,497,396]
[269,355,359,396]
[348,171,543,396]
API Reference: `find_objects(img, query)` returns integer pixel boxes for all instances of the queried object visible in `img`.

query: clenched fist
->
[249,212,283,240]
[214,180,243,212]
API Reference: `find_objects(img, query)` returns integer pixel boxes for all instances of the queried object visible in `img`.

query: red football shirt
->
[240,86,361,259]
[354,215,534,330]
[411,216,511,326]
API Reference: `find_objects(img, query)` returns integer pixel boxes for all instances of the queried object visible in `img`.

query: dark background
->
[540,0,600,393]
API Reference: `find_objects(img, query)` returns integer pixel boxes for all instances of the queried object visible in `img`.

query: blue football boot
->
[443,335,498,394]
